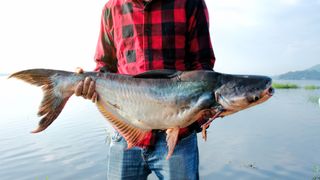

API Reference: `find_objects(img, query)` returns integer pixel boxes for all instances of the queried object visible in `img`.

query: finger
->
[91,93,98,103]
[75,81,84,96]
[75,67,84,74]
[86,81,96,99]
[82,77,92,96]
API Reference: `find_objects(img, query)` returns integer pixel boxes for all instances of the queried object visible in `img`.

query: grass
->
[304,85,320,90]
[272,83,320,90]
[272,83,299,89]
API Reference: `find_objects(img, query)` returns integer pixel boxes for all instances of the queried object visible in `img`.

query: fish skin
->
[9,69,273,158]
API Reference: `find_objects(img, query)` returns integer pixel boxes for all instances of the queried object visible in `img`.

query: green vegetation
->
[308,96,320,104]
[272,83,299,89]
[272,83,320,90]
[313,164,320,180]
[304,85,320,90]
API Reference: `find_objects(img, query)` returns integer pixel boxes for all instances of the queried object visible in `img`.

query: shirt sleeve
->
[185,0,215,71]
[185,0,216,132]
[94,6,118,73]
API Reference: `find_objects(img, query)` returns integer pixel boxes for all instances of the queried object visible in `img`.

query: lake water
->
[0,77,320,180]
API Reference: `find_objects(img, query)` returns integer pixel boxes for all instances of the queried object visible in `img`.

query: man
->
[75,0,215,179]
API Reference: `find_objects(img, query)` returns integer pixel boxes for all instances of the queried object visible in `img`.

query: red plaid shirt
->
[94,0,215,147]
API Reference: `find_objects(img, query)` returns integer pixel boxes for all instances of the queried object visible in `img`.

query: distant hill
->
[0,73,8,77]
[307,64,320,72]
[276,64,320,80]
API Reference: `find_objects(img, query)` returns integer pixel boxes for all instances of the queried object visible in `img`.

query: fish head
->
[214,74,274,116]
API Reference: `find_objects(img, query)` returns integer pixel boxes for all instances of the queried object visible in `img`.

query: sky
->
[0,0,319,76]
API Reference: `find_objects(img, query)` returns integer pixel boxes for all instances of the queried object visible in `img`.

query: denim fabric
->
[106,131,199,180]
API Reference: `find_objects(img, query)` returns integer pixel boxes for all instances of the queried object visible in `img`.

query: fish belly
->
[94,77,207,130]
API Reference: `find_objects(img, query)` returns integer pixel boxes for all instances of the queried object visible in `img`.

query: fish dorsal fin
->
[96,101,151,148]
[133,69,181,79]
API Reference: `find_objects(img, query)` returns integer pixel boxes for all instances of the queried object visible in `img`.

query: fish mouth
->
[261,86,274,99]
[217,85,274,117]
[249,86,274,108]
[245,85,274,108]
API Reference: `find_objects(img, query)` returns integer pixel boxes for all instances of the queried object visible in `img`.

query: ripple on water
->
[1,79,320,179]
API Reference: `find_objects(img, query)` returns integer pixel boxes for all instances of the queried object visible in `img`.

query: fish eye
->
[248,95,260,103]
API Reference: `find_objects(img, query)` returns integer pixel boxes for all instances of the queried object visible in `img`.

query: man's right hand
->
[74,68,98,103]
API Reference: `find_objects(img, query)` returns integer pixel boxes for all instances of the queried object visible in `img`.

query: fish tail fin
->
[9,69,76,133]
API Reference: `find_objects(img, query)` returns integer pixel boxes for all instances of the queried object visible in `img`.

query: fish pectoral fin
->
[96,101,150,148]
[165,127,180,160]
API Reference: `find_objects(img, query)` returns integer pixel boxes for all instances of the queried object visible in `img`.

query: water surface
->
[0,77,319,179]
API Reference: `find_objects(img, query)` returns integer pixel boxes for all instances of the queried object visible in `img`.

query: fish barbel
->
[9,69,274,159]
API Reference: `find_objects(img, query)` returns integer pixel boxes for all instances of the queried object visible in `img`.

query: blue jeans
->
[106,131,199,180]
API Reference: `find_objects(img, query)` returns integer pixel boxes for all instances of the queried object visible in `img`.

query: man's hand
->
[74,67,98,103]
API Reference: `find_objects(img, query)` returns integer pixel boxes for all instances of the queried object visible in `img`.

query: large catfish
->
[9,69,274,159]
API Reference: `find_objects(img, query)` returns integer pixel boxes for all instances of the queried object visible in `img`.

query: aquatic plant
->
[308,96,320,104]
[304,85,320,90]
[272,83,299,89]
[272,83,320,90]
[313,165,320,180]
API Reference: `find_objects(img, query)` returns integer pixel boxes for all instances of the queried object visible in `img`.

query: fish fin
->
[9,69,74,133]
[165,127,180,160]
[201,125,208,141]
[133,69,181,79]
[96,101,150,148]
[200,110,223,141]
